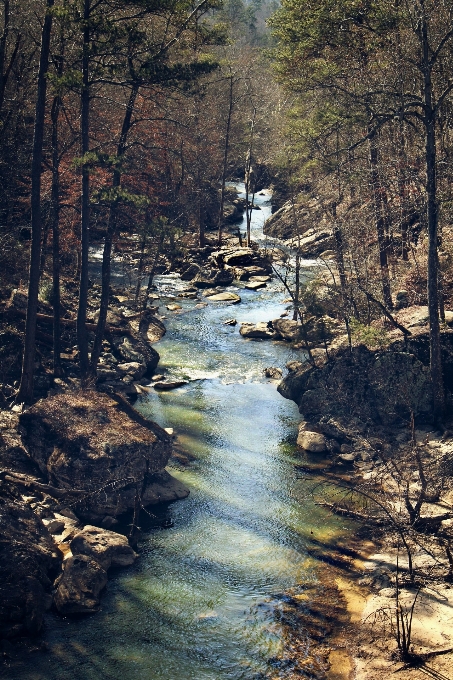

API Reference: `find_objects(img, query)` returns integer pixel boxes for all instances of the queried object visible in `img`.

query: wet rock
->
[215,248,255,267]
[137,311,166,343]
[53,555,107,615]
[272,319,303,342]
[249,275,271,282]
[178,291,198,299]
[224,318,237,326]
[296,430,327,453]
[239,322,277,339]
[20,390,172,520]
[166,303,182,311]
[153,380,188,390]
[141,470,190,505]
[286,360,305,373]
[244,281,267,290]
[264,367,283,379]
[337,452,357,464]
[243,265,270,276]
[206,292,241,303]
[70,525,137,570]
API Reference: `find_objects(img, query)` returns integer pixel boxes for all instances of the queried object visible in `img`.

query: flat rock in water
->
[239,322,277,339]
[249,275,271,282]
[178,291,198,299]
[244,281,267,290]
[224,318,237,326]
[153,380,188,390]
[206,292,241,303]
[166,303,182,311]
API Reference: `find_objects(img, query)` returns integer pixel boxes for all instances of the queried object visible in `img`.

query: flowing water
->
[7,187,353,680]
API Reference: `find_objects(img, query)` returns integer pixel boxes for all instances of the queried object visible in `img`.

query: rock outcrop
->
[279,346,434,425]
[20,390,174,522]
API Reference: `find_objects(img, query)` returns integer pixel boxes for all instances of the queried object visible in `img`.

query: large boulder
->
[240,322,278,339]
[111,334,159,376]
[53,555,108,615]
[278,346,434,425]
[70,525,137,570]
[20,390,173,521]
[272,318,304,342]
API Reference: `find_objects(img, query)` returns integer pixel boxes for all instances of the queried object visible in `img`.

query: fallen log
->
[3,308,133,336]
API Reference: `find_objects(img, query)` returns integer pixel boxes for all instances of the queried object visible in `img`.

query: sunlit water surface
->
[6,187,351,680]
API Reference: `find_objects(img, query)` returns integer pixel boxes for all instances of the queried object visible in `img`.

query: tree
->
[17,0,54,403]
[270,0,453,419]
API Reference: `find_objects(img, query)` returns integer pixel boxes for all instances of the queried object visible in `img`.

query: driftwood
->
[3,308,133,336]
[1,470,85,499]
[316,500,387,524]
[2,469,139,507]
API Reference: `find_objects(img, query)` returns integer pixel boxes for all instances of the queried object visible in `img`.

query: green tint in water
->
[6,189,352,680]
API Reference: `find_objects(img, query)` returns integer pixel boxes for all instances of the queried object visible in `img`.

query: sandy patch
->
[353,548,453,680]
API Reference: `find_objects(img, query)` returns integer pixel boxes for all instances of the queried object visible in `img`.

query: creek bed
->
[6,187,354,680]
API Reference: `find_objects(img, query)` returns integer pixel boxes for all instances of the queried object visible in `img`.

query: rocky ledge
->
[0,389,189,642]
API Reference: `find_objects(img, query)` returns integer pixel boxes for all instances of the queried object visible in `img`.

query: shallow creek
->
[10,187,354,680]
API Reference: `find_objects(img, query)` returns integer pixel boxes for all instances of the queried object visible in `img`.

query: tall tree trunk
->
[0,0,20,115]
[77,0,90,384]
[17,0,54,403]
[421,11,445,419]
[369,128,393,310]
[245,107,256,248]
[217,74,234,246]
[51,90,62,378]
[89,84,139,375]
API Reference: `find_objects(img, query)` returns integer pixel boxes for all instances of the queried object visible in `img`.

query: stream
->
[8,186,353,680]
